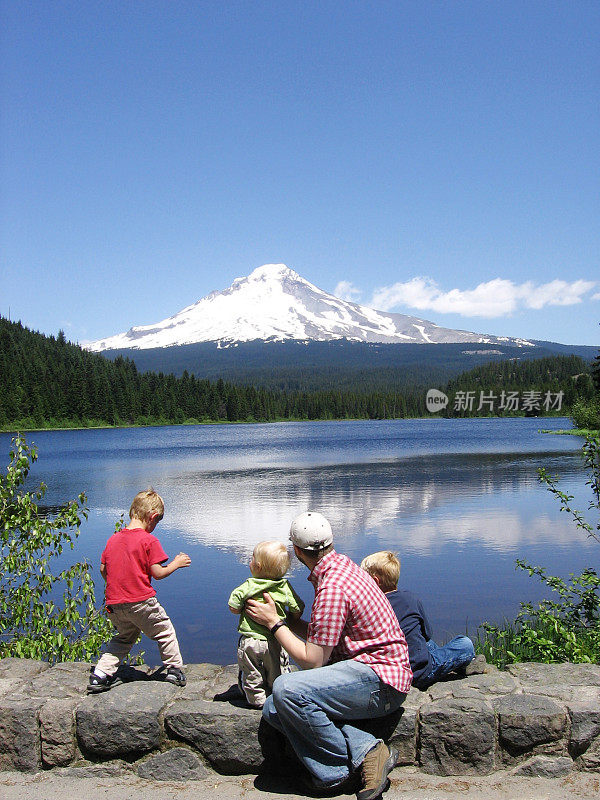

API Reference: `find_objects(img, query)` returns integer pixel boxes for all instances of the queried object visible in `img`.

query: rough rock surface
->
[567,699,600,758]
[77,681,177,758]
[0,658,599,778]
[52,760,132,778]
[512,755,574,778]
[0,658,49,681]
[0,697,45,771]
[494,694,568,761]
[137,748,208,781]
[39,698,80,767]
[165,698,263,773]
[419,696,496,775]
[577,736,600,772]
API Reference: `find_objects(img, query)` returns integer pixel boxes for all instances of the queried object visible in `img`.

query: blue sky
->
[1,1,598,346]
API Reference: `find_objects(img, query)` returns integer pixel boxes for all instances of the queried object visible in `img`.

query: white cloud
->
[592,292,600,301]
[334,280,362,303]
[370,277,597,318]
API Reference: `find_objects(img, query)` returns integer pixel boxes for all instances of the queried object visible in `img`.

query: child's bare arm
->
[150,552,191,580]
[100,563,107,582]
[229,605,241,614]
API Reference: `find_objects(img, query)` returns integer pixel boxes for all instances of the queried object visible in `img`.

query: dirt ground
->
[1,766,599,800]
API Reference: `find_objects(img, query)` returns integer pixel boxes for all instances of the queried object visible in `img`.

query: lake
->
[1,417,595,666]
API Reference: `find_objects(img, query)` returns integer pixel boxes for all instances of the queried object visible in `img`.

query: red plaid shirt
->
[307,551,412,693]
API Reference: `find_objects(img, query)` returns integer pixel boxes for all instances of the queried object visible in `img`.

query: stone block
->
[76,681,177,759]
[389,707,417,765]
[426,682,455,701]
[494,694,568,760]
[524,684,600,705]
[15,661,90,701]
[207,664,241,698]
[512,755,573,777]
[0,697,43,771]
[54,760,131,777]
[419,697,495,775]
[40,697,80,767]
[174,663,224,701]
[576,736,600,772]
[137,747,209,780]
[567,699,600,759]
[507,662,600,688]
[429,671,520,703]
[0,657,50,681]
[165,698,263,774]
[453,671,519,697]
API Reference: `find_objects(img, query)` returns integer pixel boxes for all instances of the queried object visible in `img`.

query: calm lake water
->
[2,418,595,665]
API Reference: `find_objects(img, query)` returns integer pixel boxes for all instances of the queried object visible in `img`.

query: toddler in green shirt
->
[228,540,304,708]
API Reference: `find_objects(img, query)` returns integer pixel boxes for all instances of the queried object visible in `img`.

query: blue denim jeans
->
[262,660,405,788]
[419,635,475,688]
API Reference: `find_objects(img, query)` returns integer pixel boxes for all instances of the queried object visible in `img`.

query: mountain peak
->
[246,263,298,281]
[87,264,535,351]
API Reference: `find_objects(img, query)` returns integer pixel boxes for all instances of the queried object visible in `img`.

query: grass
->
[540,427,600,437]
[474,617,600,669]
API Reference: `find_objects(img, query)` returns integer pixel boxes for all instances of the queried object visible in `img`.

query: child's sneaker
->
[164,666,186,686]
[87,668,121,694]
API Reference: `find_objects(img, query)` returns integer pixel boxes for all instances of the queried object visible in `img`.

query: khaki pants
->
[96,597,183,676]
[237,634,291,708]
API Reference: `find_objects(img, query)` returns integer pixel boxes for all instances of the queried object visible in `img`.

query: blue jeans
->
[419,635,475,688]
[262,660,405,788]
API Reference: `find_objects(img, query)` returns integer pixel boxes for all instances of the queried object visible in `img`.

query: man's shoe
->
[164,666,186,686]
[87,668,121,694]
[357,742,398,800]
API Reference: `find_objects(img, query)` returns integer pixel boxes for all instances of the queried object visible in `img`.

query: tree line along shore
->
[0,316,597,431]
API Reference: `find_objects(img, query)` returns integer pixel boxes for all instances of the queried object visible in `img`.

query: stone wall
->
[0,658,599,781]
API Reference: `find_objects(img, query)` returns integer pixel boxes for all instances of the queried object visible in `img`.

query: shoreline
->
[540,427,597,437]
[0,415,579,435]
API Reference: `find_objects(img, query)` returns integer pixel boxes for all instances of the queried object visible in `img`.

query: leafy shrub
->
[477,564,600,668]
[0,434,112,661]
[477,434,600,667]
[570,399,600,431]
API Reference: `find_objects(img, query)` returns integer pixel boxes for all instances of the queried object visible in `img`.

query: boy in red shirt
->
[88,489,191,693]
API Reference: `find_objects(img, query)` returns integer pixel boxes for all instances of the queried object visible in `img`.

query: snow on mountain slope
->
[87,264,535,351]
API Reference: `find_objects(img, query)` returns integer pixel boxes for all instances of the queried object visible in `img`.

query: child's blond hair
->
[252,541,290,580]
[360,551,400,593]
[129,489,164,524]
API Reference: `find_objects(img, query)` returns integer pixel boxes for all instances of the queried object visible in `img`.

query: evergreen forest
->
[0,317,594,430]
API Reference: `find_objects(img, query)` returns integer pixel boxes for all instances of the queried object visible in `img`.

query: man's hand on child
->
[246,592,279,628]
[173,552,191,569]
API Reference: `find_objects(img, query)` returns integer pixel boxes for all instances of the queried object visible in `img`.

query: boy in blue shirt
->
[361,551,484,690]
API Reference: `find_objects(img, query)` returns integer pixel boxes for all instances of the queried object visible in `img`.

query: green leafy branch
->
[477,433,600,667]
[0,434,112,662]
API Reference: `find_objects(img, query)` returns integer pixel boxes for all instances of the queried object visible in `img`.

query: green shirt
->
[228,577,305,640]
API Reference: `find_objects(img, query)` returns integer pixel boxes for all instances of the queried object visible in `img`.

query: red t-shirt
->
[101,527,168,605]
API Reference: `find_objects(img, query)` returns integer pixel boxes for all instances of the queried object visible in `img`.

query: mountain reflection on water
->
[147,451,586,557]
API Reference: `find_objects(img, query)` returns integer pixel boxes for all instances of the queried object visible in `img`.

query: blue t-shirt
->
[386,589,433,689]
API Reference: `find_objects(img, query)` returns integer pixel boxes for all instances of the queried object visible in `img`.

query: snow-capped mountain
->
[88,264,535,351]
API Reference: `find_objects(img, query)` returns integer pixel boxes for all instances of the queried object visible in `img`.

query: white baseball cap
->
[289,511,333,551]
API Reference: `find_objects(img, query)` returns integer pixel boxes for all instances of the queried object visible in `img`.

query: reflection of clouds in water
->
[386,511,586,555]
[109,453,588,560]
